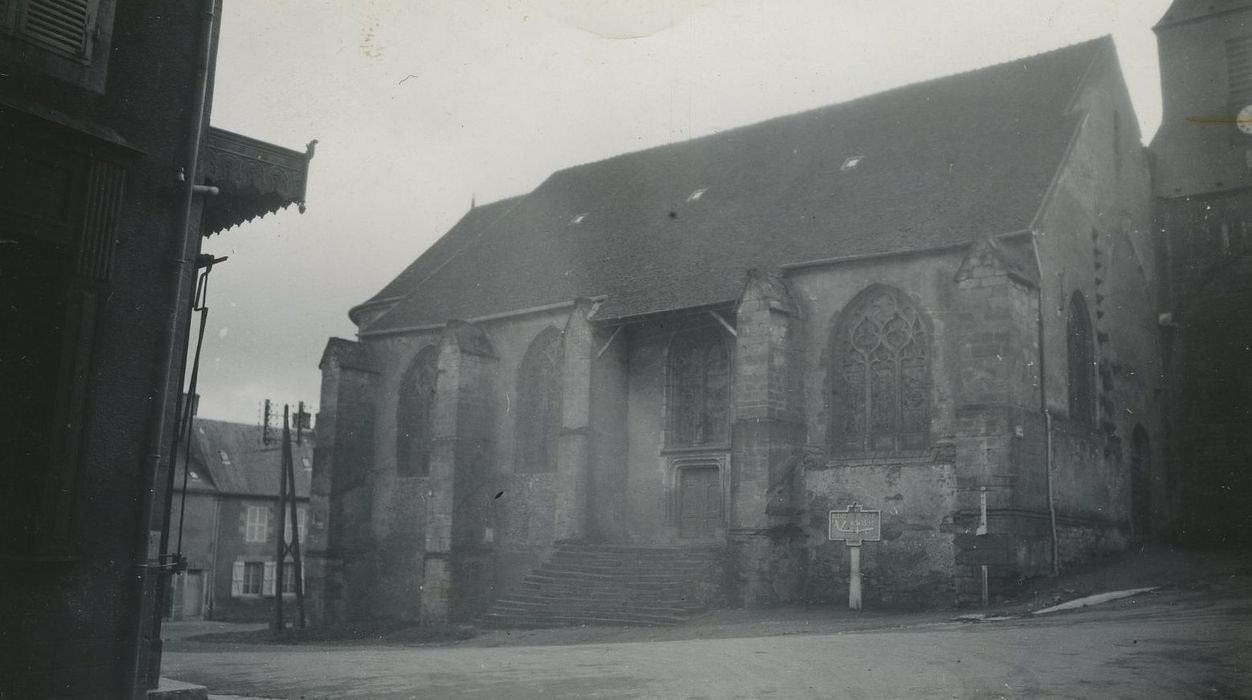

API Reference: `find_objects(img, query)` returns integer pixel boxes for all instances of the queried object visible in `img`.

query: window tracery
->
[668,328,731,447]
[396,345,438,476]
[832,286,931,452]
[517,327,564,472]
[1067,291,1096,426]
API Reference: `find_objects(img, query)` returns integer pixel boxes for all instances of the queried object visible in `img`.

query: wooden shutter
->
[262,561,276,596]
[19,0,99,59]
[230,561,244,597]
[1228,35,1252,105]
[0,0,15,31]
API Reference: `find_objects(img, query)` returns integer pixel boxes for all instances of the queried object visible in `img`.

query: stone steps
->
[479,543,723,629]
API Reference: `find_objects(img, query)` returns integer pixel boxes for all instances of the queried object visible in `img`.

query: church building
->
[305,1,1249,626]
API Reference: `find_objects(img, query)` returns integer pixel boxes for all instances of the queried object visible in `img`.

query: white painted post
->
[981,565,989,608]
[978,486,989,608]
[848,543,862,611]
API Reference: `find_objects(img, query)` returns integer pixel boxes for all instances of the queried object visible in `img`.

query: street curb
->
[1032,587,1157,615]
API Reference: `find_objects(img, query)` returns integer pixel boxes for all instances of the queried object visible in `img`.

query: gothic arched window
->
[516,327,564,473]
[831,286,931,453]
[667,328,731,447]
[1067,291,1095,426]
[396,344,438,476]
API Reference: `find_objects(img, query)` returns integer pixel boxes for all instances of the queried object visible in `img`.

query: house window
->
[396,345,438,476]
[516,327,564,473]
[281,562,299,595]
[244,505,268,543]
[831,285,931,453]
[1067,291,1096,426]
[667,328,731,447]
[282,506,307,543]
[231,560,275,597]
[242,562,264,595]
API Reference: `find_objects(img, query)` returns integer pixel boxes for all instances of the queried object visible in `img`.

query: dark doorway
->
[183,570,205,618]
[1130,426,1152,543]
[678,466,722,539]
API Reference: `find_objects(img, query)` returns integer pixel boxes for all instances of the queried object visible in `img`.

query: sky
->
[196,0,1175,424]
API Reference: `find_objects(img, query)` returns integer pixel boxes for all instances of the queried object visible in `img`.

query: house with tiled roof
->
[307,30,1188,626]
[166,415,314,622]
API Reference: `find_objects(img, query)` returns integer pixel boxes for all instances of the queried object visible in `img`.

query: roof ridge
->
[540,36,1112,179]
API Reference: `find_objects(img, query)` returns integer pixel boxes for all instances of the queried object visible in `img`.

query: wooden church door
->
[678,466,722,539]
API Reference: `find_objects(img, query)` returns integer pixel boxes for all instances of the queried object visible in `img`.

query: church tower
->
[1152,0,1252,546]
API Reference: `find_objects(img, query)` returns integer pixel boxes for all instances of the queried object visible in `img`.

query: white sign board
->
[828,505,881,544]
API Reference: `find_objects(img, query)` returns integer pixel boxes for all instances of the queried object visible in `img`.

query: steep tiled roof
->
[350,196,524,324]
[178,418,313,498]
[1153,0,1252,29]
[364,38,1107,333]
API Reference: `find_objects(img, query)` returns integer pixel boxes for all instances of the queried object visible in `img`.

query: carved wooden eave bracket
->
[198,126,317,236]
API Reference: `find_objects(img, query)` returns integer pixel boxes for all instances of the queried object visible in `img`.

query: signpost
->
[828,503,881,611]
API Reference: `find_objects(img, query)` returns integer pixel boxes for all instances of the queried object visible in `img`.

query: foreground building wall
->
[0,2,214,696]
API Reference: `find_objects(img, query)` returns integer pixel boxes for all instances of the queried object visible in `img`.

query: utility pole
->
[272,405,307,633]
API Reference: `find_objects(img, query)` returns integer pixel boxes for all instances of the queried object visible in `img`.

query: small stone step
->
[479,611,692,628]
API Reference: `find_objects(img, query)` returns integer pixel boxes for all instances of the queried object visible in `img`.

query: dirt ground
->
[170,544,1252,651]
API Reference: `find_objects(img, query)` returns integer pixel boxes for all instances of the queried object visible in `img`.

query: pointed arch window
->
[831,286,931,453]
[1067,291,1096,426]
[516,327,564,473]
[396,345,438,476]
[667,328,731,447]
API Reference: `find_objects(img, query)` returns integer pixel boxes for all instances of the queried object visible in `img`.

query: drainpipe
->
[1030,233,1060,576]
[127,0,216,696]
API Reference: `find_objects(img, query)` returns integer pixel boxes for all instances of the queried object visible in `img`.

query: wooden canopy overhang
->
[198,126,316,235]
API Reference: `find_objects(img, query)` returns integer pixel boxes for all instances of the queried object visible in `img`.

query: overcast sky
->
[195,0,1174,425]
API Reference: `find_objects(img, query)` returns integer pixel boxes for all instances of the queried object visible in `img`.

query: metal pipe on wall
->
[1031,232,1060,576]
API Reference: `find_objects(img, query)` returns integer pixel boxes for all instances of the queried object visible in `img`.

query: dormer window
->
[219,450,231,465]
[686,187,708,202]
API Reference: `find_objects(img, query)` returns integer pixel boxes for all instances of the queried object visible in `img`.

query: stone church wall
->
[1031,45,1159,561]
[312,47,1163,615]
[788,253,969,605]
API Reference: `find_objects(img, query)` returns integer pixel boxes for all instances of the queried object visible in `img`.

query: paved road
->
[165,595,1251,699]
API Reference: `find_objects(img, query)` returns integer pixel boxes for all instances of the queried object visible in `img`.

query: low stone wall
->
[1057,517,1128,569]
[800,458,958,607]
